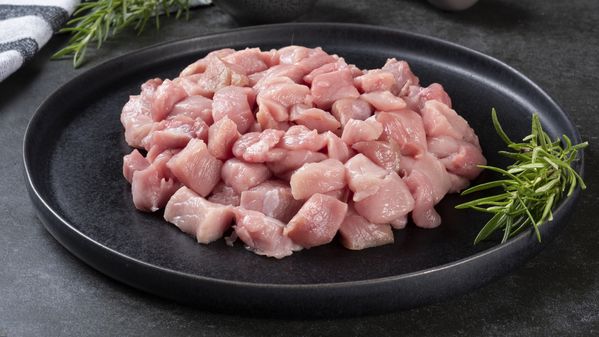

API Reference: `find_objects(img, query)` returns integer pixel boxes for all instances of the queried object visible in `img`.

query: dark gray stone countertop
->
[1,0,598,336]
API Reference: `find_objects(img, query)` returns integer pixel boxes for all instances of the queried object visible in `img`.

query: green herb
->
[456,109,587,245]
[52,0,191,68]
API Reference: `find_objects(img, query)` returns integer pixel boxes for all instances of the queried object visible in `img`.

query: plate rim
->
[23,22,584,292]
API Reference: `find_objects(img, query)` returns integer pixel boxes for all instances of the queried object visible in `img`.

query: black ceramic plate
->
[24,23,583,317]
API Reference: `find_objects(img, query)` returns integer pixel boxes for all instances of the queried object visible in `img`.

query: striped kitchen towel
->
[0,0,211,82]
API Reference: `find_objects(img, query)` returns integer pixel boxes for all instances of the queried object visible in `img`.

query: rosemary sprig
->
[456,109,587,245]
[52,0,191,68]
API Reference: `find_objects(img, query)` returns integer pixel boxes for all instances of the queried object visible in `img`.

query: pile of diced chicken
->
[121,46,486,258]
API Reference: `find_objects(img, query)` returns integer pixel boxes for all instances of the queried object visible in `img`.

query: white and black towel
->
[0,0,211,82]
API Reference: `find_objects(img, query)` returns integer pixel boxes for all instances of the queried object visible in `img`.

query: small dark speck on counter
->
[1,0,598,336]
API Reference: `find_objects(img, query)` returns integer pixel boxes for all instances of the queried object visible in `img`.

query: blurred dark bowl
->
[213,0,318,24]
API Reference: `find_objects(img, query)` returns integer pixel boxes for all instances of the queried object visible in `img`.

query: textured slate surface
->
[1,0,598,336]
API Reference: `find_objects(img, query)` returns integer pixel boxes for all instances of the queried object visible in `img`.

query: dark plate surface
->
[24,23,583,317]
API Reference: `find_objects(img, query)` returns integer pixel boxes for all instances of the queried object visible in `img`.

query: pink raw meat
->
[311,69,360,110]
[168,95,213,125]
[131,150,181,212]
[361,91,407,111]
[331,97,373,127]
[381,58,420,96]
[339,206,394,250]
[222,48,270,75]
[420,100,479,147]
[164,186,235,243]
[239,180,304,223]
[208,182,240,206]
[427,136,486,179]
[341,117,384,145]
[121,78,161,148]
[151,79,188,122]
[142,115,208,153]
[290,158,347,200]
[377,110,427,156]
[266,150,328,175]
[166,138,222,197]
[354,70,396,93]
[279,125,327,151]
[123,149,149,183]
[207,116,241,160]
[285,193,348,248]
[221,158,271,193]
[289,105,341,133]
[352,141,401,172]
[212,86,255,134]
[324,131,354,163]
[405,83,452,112]
[179,49,235,77]
[234,208,301,259]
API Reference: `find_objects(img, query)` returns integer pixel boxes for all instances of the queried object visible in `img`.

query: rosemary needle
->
[52,0,191,68]
[456,109,587,245]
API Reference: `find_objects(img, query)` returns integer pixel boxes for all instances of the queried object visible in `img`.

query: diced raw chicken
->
[142,115,208,153]
[131,150,181,212]
[361,91,407,111]
[448,172,470,193]
[168,95,214,125]
[121,78,162,148]
[403,170,441,228]
[266,150,328,175]
[279,125,327,151]
[341,117,384,145]
[352,141,401,172]
[377,110,427,156]
[354,70,396,93]
[123,149,149,183]
[303,58,352,84]
[390,215,408,229]
[405,83,452,112]
[381,58,420,96]
[284,193,348,248]
[234,208,301,259]
[174,74,212,98]
[289,105,341,133]
[345,154,414,223]
[427,136,486,179]
[420,100,479,147]
[251,64,306,90]
[331,97,373,127]
[399,153,452,203]
[151,79,188,122]
[166,139,222,197]
[278,46,337,73]
[255,78,310,130]
[221,158,271,193]
[194,56,249,97]
[164,186,235,243]
[324,131,354,163]
[239,180,304,223]
[339,207,394,250]
[353,172,414,224]
[208,182,240,206]
[344,154,388,202]
[207,116,240,160]
[212,86,255,134]
[311,69,360,110]
[222,48,270,75]
[231,130,285,163]
[179,49,235,77]
[290,158,346,200]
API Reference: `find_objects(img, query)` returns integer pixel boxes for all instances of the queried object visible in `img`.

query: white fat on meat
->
[285,193,348,248]
[164,187,235,244]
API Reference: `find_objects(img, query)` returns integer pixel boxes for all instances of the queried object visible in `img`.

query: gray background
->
[1,0,598,336]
